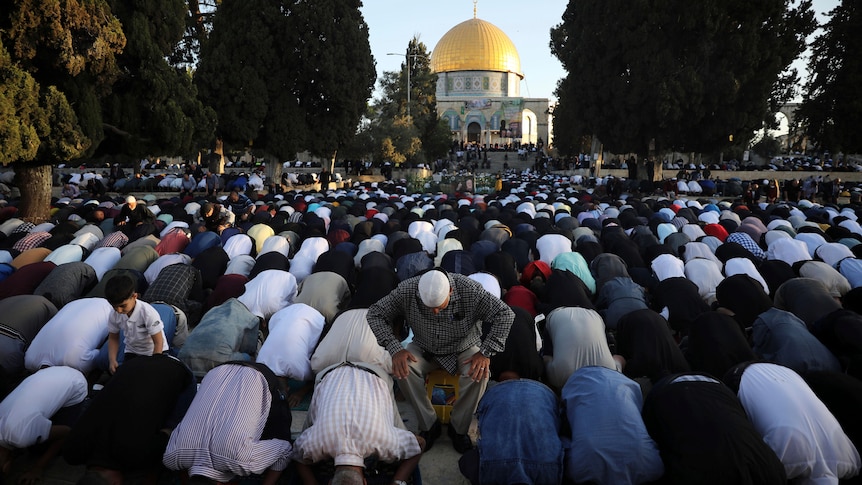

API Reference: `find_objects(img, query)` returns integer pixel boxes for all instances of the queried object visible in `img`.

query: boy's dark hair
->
[104,274,137,305]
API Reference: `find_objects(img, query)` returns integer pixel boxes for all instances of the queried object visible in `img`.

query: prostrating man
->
[292,362,423,485]
[162,362,292,485]
[63,354,195,484]
[0,366,87,483]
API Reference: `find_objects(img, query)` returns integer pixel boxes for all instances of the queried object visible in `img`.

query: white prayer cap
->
[418,270,450,307]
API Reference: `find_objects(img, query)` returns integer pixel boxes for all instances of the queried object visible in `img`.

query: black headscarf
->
[615,309,690,382]
[716,274,773,329]
[642,373,787,484]
[538,269,595,314]
[483,251,520,291]
[314,249,356,289]
[651,277,711,335]
[348,266,398,310]
[489,306,544,382]
[685,311,757,380]
[248,252,290,280]
[803,371,862,451]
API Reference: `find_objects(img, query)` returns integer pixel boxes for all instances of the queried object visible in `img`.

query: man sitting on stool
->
[368,269,514,453]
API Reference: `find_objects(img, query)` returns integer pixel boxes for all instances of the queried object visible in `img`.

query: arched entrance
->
[467,122,482,144]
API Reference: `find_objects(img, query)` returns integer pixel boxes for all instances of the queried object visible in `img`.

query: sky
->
[360,0,841,103]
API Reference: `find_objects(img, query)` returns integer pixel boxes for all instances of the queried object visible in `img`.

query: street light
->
[387,51,427,118]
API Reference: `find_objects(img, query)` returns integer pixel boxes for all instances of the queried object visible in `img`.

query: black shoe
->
[448,423,474,454]
[419,419,442,451]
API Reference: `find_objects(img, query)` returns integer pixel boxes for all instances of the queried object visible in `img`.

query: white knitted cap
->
[418,270,449,308]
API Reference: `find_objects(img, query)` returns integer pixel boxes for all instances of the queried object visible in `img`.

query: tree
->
[751,133,782,159]
[798,1,862,153]
[194,0,290,157]
[100,0,215,159]
[0,0,125,222]
[196,0,374,171]
[291,0,376,169]
[551,0,815,158]
[373,37,447,165]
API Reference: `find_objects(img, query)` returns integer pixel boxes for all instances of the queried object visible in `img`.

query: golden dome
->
[430,18,523,78]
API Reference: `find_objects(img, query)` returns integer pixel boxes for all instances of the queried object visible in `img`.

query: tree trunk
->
[210,137,225,174]
[14,163,53,223]
[261,153,281,193]
[329,150,337,174]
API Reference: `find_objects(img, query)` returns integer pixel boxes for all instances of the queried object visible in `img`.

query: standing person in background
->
[318,167,331,191]
[108,163,125,190]
[766,179,780,204]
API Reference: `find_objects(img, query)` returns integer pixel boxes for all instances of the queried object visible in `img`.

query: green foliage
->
[100,0,215,157]
[372,37,446,164]
[196,0,374,162]
[0,0,126,164]
[551,0,815,156]
[2,0,126,90]
[0,42,41,164]
[751,134,783,159]
[292,0,376,161]
[195,0,281,150]
[38,85,89,160]
[378,115,422,166]
[798,0,862,153]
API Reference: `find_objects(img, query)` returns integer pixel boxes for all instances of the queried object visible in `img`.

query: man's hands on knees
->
[392,349,417,379]
[464,352,491,382]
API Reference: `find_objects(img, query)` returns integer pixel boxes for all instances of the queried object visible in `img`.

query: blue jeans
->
[475,379,563,484]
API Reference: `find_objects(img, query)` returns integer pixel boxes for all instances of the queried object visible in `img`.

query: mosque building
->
[429,4,551,150]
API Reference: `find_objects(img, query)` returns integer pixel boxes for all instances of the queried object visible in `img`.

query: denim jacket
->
[476,379,563,484]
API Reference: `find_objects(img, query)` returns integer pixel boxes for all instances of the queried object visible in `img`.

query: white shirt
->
[738,363,860,484]
[238,270,297,319]
[310,309,393,376]
[225,255,255,277]
[223,234,254,259]
[294,364,420,467]
[259,236,290,259]
[44,244,84,265]
[651,253,685,281]
[25,298,113,373]
[84,247,122,281]
[724,257,770,294]
[256,303,325,381]
[0,366,87,448]
[107,298,168,355]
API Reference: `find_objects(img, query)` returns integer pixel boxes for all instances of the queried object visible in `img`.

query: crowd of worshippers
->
[1,176,862,485]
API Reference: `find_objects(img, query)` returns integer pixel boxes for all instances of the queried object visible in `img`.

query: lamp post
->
[387,52,427,118]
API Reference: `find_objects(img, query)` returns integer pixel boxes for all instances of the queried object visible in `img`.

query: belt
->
[319,361,379,381]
